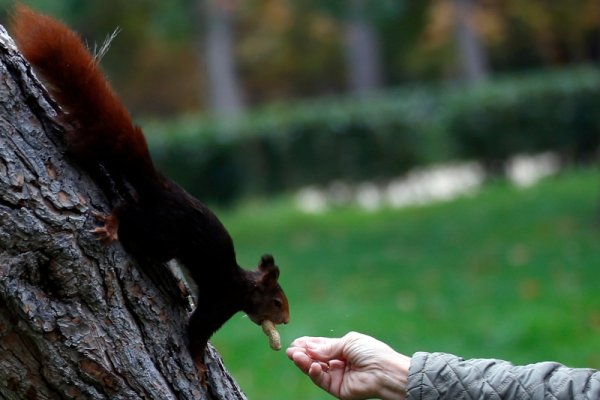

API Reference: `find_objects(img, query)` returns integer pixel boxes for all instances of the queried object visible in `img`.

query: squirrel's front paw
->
[89,211,119,244]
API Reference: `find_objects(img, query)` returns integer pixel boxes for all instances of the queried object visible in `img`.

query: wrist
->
[376,352,411,400]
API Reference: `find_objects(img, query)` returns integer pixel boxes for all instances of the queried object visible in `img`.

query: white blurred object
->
[356,182,383,211]
[505,152,561,187]
[386,162,485,208]
[295,186,328,214]
[294,153,561,213]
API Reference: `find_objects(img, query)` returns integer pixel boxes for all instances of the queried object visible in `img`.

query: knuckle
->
[344,331,362,341]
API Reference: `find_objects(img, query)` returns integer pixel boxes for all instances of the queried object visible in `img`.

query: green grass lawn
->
[211,167,600,399]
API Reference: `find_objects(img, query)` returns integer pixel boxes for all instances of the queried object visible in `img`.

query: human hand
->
[286,332,411,400]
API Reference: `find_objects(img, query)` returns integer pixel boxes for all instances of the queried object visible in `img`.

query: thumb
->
[306,337,345,362]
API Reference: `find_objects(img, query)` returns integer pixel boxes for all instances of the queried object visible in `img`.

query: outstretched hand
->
[286,332,411,400]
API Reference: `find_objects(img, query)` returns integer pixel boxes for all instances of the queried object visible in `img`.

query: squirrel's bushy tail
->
[11,5,156,187]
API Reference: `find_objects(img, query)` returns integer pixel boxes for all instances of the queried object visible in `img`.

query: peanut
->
[261,320,281,351]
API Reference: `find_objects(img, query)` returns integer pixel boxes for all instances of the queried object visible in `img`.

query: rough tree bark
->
[0,24,246,400]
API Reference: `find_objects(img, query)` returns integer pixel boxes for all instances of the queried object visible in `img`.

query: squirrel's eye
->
[273,299,282,309]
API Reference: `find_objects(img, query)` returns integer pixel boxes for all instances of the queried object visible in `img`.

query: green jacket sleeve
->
[407,352,600,399]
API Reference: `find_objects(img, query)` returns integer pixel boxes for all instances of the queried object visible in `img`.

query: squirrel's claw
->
[89,211,119,244]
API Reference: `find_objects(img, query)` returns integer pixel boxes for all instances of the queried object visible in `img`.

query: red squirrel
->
[11,5,289,375]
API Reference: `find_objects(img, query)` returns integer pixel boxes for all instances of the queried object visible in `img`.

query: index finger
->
[290,336,331,348]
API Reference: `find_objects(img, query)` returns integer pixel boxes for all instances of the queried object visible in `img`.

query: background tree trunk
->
[0,24,246,400]
[453,0,488,85]
[344,0,383,96]
[197,0,245,118]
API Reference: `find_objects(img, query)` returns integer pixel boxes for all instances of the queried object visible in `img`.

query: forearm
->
[407,352,600,400]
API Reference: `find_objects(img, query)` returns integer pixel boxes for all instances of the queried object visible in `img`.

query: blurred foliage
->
[1,0,200,115]
[445,69,600,169]
[412,0,600,77]
[236,0,345,103]
[145,66,600,204]
[1,0,598,116]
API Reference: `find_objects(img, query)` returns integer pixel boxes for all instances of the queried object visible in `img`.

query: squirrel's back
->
[11,5,155,182]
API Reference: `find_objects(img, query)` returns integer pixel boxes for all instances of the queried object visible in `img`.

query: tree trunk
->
[453,0,488,85]
[344,0,383,96]
[0,24,246,400]
[197,0,245,118]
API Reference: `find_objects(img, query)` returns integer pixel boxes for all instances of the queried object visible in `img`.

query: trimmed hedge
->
[145,66,600,203]
[444,69,600,170]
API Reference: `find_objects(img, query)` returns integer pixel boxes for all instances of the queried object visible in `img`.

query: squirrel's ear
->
[258,254,275,272]
[258,254,280,286]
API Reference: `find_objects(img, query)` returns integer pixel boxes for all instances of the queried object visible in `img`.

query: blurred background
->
[2,0,600,398]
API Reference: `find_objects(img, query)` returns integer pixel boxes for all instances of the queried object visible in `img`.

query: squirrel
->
[11,5,290,376]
